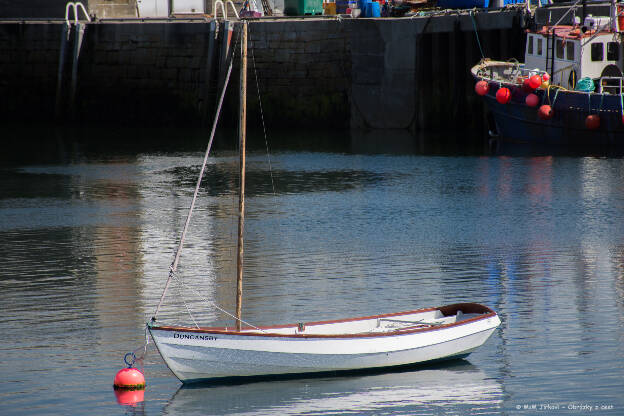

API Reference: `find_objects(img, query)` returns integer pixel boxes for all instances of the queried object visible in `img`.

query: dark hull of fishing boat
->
[482,87,624,145]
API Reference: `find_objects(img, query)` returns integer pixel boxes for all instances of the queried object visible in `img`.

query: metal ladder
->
[55,2,91,120]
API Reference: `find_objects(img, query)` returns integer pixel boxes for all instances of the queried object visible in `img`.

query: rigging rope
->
[170,270,266,332]
[175,273,200,329]
[469,11,485,59]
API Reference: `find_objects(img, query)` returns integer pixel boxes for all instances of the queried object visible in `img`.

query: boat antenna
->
[152,31,236,321]
[236,20,248,332]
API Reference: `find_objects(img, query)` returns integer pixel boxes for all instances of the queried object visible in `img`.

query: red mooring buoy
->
[586,114,600,130]
[114,367,146,390]
[538,104,553,120]
[496,87,511,104]
[528,75,542,90]
[475,80,489,96]
[525,93,539,107]
[114,352,146,398]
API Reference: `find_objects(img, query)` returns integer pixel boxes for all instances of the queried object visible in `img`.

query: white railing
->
[213,0,239,19]
[226,0,239,19]
[65,2,91,25]
[597,76,624,95]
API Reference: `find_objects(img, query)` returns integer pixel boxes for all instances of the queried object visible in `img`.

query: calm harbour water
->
[1,127,623,415]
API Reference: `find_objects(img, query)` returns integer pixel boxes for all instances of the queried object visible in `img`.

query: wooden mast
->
[236,21,248,332]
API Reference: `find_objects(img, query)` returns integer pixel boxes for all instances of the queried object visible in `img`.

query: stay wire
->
[470,11,485,59]
[170,270,265,332]
[250,26,277,197]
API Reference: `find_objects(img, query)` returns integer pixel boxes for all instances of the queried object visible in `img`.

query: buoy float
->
[114,352,145,407]
[522,78,533,93]
[540,73,550,89]
[585,114,600,130]
[538,104,553,120]
[528,75,542,90]
[114,367,146,390]
[525,93,539,107]
[496,87,511,104]
[475,80,489,96]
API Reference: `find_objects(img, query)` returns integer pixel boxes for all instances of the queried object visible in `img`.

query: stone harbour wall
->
[0,10,526,132]
[78,22,218,125]
[246,19,351,128]
[0,23,63,120]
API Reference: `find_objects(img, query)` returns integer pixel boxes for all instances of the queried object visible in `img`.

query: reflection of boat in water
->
[472,4,624,145]
[163,361,503,415]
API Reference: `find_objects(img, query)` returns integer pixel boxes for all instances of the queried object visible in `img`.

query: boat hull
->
[472,61,624,145]
[149,303,500,383]
[484,90,624,145]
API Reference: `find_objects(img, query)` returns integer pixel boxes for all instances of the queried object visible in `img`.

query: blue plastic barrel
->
[371,1,380,16]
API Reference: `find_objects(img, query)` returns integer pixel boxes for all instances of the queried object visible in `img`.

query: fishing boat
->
[471,2,624,144]
[147,22,501,384]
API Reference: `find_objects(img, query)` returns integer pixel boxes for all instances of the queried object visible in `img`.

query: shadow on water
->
[2,124,490,163]
[4,123,624,167]
[7,123,624,165]
[489,137,624,158]
[165,360,503,415]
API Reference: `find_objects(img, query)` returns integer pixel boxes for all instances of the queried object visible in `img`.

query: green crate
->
[284,0,323,15]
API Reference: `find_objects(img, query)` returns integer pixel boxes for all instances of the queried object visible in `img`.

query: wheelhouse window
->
[556,40,564,59]
[527,35,534,55]
[607,42,619,61]
[537,38,543,56]
[591,42,604,61]
[566,41,574,61]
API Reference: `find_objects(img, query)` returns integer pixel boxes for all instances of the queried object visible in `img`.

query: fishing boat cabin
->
[524,13,624,93]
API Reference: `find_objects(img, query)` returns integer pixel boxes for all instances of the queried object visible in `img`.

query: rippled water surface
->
[1,128,623,415]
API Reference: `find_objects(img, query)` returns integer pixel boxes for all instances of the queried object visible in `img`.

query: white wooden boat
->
[148,303,500,383]
[147,22,500,384]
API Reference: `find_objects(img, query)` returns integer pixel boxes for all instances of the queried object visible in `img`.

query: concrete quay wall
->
[0,11,526,131]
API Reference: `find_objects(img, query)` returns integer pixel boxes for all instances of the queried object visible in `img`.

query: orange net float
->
[585,114,600,130]
[528,75,542,90]
[475,80,489,96]
[525,93,539,107]
[496,87,511,104]
[538,104,553,120]
[522,78,533,93]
